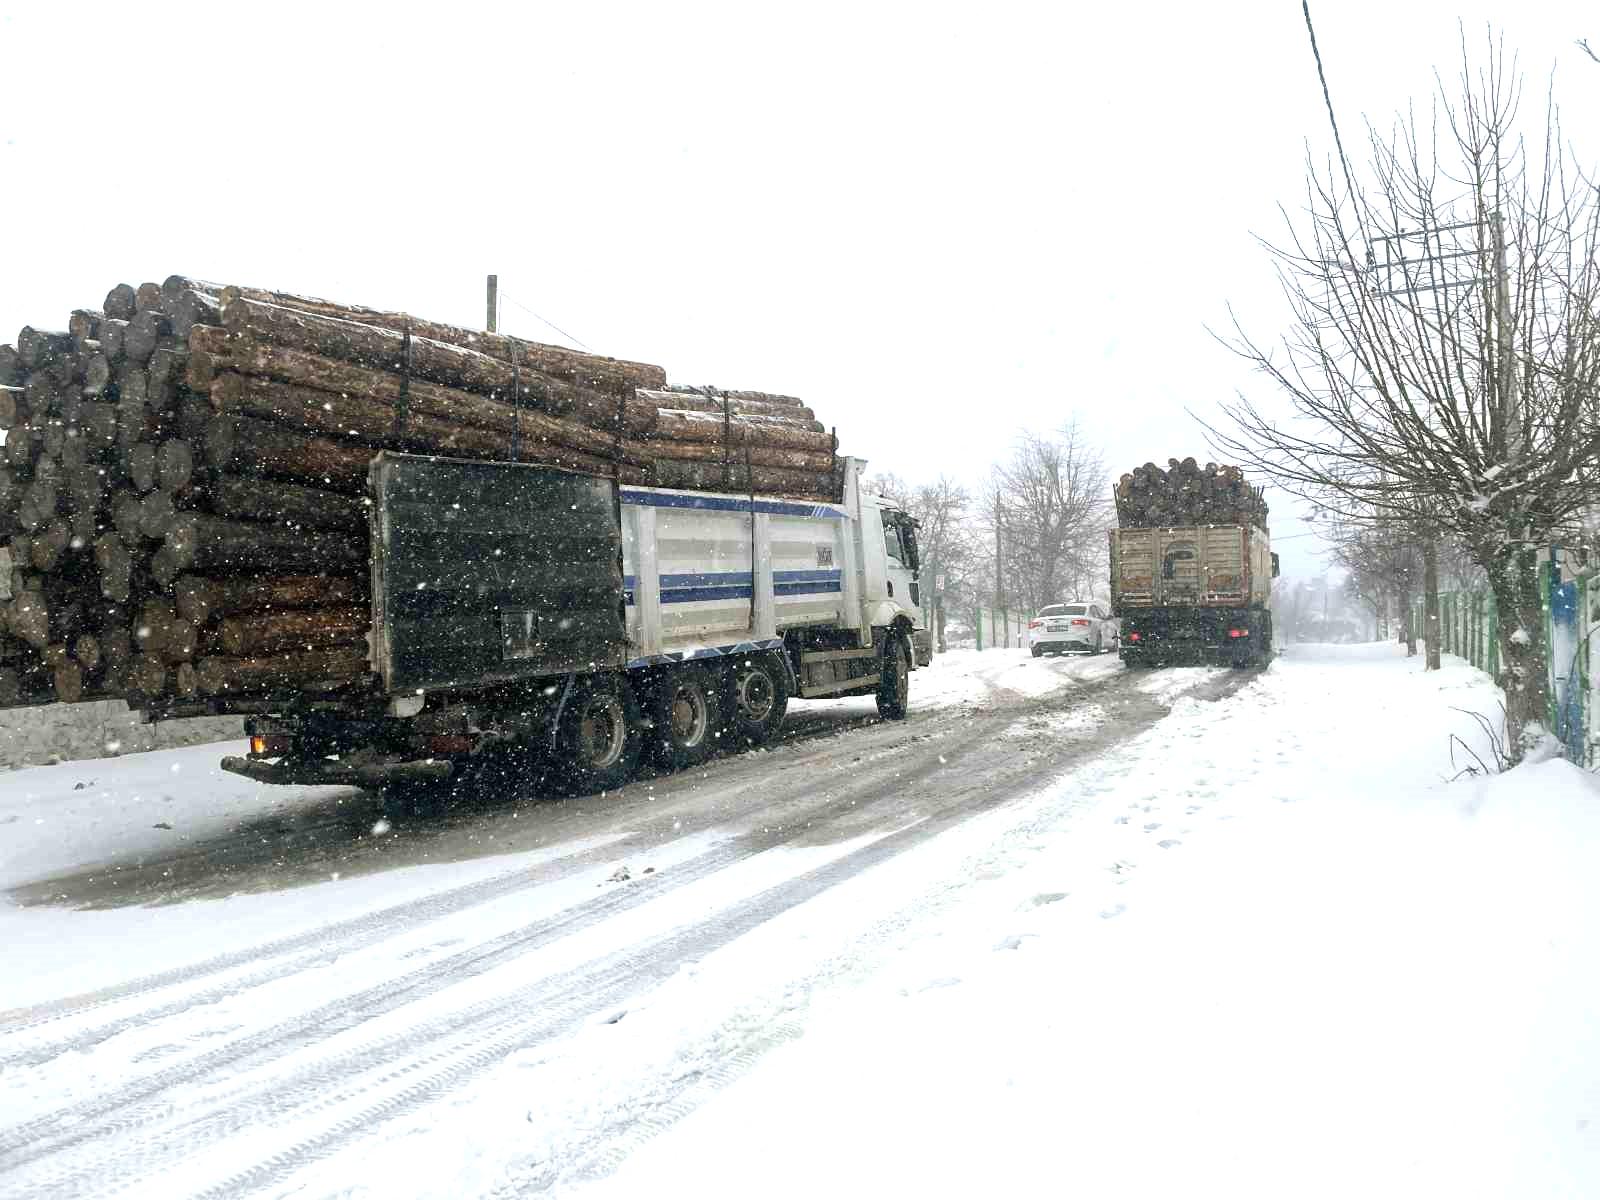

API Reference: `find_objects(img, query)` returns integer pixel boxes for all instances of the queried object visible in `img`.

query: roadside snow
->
[564,643,1600,1199]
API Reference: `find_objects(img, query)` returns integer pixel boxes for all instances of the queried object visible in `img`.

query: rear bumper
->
[1119,606,1264,659]
[1030,630,1094,649]
[220,755,453,789]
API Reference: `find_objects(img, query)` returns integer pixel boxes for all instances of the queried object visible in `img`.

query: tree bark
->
[103,284,137,321]
[157,439,194,492]
[167,277,669,392]
[216,300,659,432]
[98,318,128,361]
[637,387,820,427]
[54,660,84,704]
[174,574,368,624]
[1488,543,1552,762]
[1423,538,1441,671]
[127,442,159,493]
[73,633,102,675]
[647,457,837,497]
[17,328,72,369]
[195,645,370,696]
[0,385,25,430]
[94,535,133,603]
[202,414,375,493]
[122,311,171,364]
[162,512,366,576]
[217,606,369,655]
[638,437,836,473]
[646,407,836,452]
[195,473,369,533]
[204,368,649,472]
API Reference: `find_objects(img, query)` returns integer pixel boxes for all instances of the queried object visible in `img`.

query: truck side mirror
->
[1271,552,1280,578]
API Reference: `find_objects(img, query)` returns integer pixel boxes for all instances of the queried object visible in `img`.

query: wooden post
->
[486,275,498,333]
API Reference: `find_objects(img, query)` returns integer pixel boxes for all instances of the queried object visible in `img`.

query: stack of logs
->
[1114,458,1268,529]
[0,276,840,710]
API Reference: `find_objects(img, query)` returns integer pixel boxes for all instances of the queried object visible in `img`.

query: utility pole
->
[486,274,498,333]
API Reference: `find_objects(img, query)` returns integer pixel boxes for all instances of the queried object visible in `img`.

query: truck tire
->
[876,633,910,720]
[723,651,789,748]
[555,674,644,793]
[649,664,724,770]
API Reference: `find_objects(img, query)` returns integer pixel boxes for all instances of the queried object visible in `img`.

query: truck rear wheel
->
[876,634,910,720]
[723,652,789,748]
[649,664,724,770]
[556,674,644,793]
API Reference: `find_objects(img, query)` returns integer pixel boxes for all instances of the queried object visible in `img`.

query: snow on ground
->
[531,643,1596,1199]
[0,647,1100,1011]
[9,642,1595,1199]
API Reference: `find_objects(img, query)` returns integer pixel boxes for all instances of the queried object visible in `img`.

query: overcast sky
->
[4,1,1598,577]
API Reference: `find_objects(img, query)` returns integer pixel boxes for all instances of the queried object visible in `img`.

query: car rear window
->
[1038,605,1087,617]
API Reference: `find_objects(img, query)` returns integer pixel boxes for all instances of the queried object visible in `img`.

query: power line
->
[1301,0,1367,237]
[498,292,594,351]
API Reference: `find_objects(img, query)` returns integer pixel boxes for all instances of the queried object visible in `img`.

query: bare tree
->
[1205,33,1600,760]
[991,423,1110,615]
[1328,516,1423,654]
[861,471,980,652]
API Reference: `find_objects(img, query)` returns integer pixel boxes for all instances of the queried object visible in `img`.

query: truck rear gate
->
[1109,522,1275,668]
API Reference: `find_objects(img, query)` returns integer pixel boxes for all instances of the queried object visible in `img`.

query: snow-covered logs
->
[1113,458,1269,529]
[1,276,839,708]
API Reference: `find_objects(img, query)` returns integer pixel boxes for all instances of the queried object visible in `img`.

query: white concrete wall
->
[0,701,242,771]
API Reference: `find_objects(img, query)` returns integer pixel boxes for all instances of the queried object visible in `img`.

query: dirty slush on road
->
[9,663,1245,911]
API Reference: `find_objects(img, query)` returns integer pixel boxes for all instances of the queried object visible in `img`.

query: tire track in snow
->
[0,671,1062,1185]
[28,687,1157,1200]
[5,664,1236,1199]
[0,668,1012,1062]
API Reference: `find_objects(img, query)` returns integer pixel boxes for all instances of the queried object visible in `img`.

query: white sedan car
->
[1028,602,1117,656]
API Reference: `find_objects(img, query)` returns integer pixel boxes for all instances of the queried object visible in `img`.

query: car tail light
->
[1028,620,1042,629]
[1128,632,1141,642]
[249,734,290,757]
[1071,618,1089,626]
[427,735,475,755]
[1228,629,1248,639]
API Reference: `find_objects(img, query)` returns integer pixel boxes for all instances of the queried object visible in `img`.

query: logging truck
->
[1109,458,1278,668]
[218,452,930,808]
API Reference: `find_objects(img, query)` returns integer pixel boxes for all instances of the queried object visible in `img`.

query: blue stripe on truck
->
[621,569,843,607]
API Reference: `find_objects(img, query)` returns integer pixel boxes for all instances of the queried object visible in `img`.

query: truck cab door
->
[881,511,921,620]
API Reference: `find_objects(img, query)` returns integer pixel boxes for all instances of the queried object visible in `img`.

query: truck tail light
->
[1228,628,1248,639]
[249,734,290,757]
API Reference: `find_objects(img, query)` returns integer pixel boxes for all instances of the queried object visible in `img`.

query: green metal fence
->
[1430,588,1500,677]
[1413,556,1595,764]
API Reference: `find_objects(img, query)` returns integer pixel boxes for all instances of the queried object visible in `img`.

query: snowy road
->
[0,650,1252,1199]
